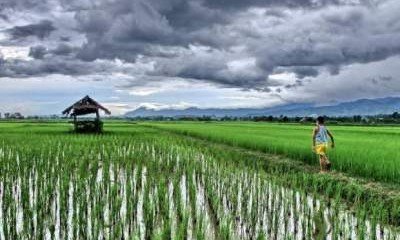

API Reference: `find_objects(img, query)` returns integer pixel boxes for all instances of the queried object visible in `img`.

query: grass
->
[0,121,399,238]
[146,121,400,184]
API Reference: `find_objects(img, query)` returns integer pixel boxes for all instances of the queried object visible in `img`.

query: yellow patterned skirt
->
[315,143,328,156]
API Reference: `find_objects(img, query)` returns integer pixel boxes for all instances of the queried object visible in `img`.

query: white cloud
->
[138,101,198,110]
[129,88,162,96]
[0,46,31,60]
[269,72,298,85]
[278,56,400,104]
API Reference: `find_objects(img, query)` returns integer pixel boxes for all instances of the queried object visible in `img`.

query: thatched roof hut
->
[62,96,111,133]
[62,95,111,118]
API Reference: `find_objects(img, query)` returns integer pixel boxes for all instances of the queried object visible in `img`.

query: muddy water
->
[0,144,399,239]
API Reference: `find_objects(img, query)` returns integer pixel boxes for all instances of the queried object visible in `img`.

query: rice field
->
[147,122,400,184]
[0,122,399,239]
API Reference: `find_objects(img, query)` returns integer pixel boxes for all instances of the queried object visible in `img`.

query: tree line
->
[128,112,400,125]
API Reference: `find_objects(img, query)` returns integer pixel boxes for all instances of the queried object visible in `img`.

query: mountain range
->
[125,97,400,118]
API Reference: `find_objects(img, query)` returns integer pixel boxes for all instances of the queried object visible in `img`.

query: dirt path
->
[208,139,400,198]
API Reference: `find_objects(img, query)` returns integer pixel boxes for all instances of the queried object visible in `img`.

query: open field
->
[0,122,399,239]
[147,122,400,184]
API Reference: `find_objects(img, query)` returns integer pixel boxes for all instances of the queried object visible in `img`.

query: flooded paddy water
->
[0,136,399,239]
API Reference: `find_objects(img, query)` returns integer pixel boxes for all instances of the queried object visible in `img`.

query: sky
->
[0,0,399,116]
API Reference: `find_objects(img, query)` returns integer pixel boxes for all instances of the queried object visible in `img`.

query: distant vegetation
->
[3,111,400,126]
[129,112,400,125]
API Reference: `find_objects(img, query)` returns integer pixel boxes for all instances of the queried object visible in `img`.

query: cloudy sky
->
[0,0,399,115]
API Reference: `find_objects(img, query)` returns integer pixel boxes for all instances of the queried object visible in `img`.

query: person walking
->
[312,116,335,172]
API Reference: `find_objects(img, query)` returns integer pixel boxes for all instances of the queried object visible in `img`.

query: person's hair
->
[317,116,325,124]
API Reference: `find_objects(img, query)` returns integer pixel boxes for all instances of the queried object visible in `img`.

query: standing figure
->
[312,116,335,172]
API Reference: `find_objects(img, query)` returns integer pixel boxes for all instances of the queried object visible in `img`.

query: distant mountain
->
[125,97,400,118]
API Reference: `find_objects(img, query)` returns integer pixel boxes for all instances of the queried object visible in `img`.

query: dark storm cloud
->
[8,20,56,40]
[0,52,150,79]
[285,80,306,89]
[176,62,266,88]
[202,0,341,9]
[253,3,400,81]
[256,32,400,73]
[29,44,75,60]
[0,14,8,20]
[0,0,399,93]
[0,53,4,65]
[0,59,84,77]
[71,0,352,62]
[29,46,47,59]
[0,0,51,9]
[291,67,319,79]
[60,36,71,42]
[73,0,177,61]
[52,43,74,56]
[0,57,118,78]
[66,0,398,85]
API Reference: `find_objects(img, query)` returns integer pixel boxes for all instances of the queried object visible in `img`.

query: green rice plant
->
[148,122,400,183]
[0,122,398,239]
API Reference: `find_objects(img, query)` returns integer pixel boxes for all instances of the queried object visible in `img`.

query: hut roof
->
[62,95,111,116]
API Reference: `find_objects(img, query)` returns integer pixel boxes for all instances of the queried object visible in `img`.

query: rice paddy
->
[147,122,400,184]
[0,122,399,239]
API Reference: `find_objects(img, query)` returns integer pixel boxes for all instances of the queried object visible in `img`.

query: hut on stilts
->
[62,95,111,133]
